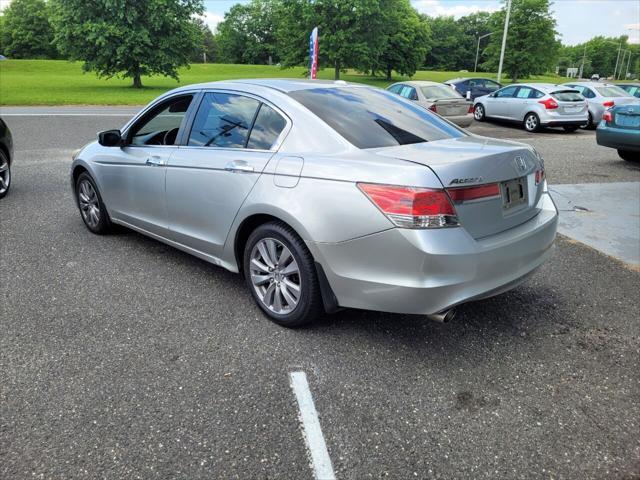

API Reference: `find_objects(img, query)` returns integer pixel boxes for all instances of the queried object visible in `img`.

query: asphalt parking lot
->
[1,110,639,479]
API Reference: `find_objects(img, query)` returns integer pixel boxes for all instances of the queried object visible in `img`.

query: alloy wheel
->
[78,179,101,228]
[0,156,10,196]
[249,238,301,314]
[474,105,484,120]
[525,114,538,131]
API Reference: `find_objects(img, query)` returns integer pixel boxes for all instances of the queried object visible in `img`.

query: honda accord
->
[70,80,558,327]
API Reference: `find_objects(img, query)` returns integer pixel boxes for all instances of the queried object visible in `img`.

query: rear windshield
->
[420,85,461,99]
[596,86,630,97]
[551,90,583,102]
[288,87,465,149]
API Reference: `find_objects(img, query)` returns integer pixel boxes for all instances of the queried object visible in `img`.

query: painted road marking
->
[290,371,336,480]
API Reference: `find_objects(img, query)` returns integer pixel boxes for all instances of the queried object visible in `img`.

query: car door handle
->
[146,156,165,166]
[225,161,254,173]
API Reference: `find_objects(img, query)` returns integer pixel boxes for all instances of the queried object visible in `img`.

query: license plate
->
[616,115,640,127]
[501,177,527,210]
[564,106,581,113]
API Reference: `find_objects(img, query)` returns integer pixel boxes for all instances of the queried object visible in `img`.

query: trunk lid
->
[611,104,640,130]
[371,136,545,239]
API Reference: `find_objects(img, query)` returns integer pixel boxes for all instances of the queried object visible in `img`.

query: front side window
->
[188,92,260,148]
[246,104,287,150]
[288,87,465,149]
[130,95,193,146]
[496,86,518,98]
[388,84,403,94]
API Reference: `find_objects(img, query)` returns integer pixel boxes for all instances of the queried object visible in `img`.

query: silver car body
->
[561,81,639,124]
[71,80,558,316]
[475,83,590,128]
[387,80,474,127]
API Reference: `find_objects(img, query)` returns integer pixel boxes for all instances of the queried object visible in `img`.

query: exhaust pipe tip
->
[426,309,456,323]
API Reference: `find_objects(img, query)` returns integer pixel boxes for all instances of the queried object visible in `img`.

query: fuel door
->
[273,156,304,188]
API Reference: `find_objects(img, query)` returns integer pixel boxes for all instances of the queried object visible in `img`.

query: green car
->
[596,103,640,162]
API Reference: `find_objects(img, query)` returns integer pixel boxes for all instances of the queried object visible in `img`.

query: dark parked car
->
[445,77,502,101]
[618,83,640,98]
[0,118,13,198]
[596,104,640,162]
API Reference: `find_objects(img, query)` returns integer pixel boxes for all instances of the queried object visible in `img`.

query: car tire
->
[244,221,323,328]
[581,112,595,130]
[618,150,639,162]
[75,172,112,234]
[563,126,579,133]
[473,104,485,122]
[0,149,11,199]
[523,113,541,132]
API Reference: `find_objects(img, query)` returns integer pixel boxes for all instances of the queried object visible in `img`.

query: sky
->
[0,0,638,46]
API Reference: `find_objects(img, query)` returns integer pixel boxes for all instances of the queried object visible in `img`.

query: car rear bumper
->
[596,124,640,151]
[542,120,588,128]
[446,114,474,128]
[308,192,558,315]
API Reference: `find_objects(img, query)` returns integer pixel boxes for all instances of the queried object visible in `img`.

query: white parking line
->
[290,371,336,480]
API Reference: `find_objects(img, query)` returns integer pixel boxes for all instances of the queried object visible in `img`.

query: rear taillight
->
[538,98,558,110]
[468,104,474,114]
[603,100,615,107]
[447,183,500,202]
[535,168,545,185]
[602,110,613,122]
[428,104,438,113]
[358,183,458,229]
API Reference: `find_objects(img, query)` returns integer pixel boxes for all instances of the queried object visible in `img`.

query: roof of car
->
[500,83,579,93]
[170,78,370,94]
[562,81,617,87]
[444,77,499,84]
[389,80,446,87]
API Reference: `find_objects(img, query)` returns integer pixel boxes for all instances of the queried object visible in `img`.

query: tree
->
[0,0,58,58]
[456,11,494,71]
[483,0,559,81]
[216,0,279,64]
[375,0,431,80]
[424,16,468,71]
[50,0,204,88]
[190,18,217,63]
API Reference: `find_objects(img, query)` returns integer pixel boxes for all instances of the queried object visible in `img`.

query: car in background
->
[596,103,640,162]
[618,83,640,98]
[387,81,473,127]
[444,77,502,101]
[473,83,588,132]
[0,118,13,198]
[590,74,600,81]
[70,79,557,327]
[561,82,638,128]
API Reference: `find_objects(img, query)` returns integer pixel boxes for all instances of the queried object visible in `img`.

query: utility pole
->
[624,52,632,80]
[497,0,512,84]
[617,51,627,80]
[203,52,207,64]
[579,44,587,79]
[475,32,494,72]
[613,42,622,79]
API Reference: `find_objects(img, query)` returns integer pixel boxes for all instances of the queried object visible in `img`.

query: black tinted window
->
[189,92,260,148]
[247,104,287,150]
[288,87,465,149]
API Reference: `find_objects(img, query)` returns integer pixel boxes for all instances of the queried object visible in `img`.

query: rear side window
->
[246,104,287,150]
[399,86,418,100]
[552,90,583,102]
[288,87,465,149]
[188,92,260,148]
[516,87,532,98]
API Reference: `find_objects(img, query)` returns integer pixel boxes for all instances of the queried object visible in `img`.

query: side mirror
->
[98,129,122,147]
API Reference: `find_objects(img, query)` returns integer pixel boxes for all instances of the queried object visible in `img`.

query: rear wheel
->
[618,150,639,162]
[563,126,579,133]
[244,221,323,327]
[523,113,541,132]
[473,104,485,121]
[581,112,595,130]
[0,150,11,199]
[75,172,112,234]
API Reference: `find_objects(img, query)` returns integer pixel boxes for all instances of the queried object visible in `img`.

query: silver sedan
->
[71,80,558,327]
[561,81,639,129]
[474,83,589,132]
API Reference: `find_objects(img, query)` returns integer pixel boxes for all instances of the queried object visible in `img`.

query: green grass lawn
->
[0,59,572,106]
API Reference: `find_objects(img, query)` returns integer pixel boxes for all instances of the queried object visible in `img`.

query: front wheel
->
[75,172,112,234]
[524,113,541,132]
[0,150,11,199]
[618,150,639,162]
[473,104,485,121]
[244,222,323,327]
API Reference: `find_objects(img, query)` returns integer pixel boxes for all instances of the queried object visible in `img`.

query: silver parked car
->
[71,80,558,327]
[387,81,473,127]
[561,81,638,129]
[474,83,589,132]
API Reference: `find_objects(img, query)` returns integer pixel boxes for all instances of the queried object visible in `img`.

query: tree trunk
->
[132,67,143,88]
[386,65,392,81]
[334,61,340,80]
